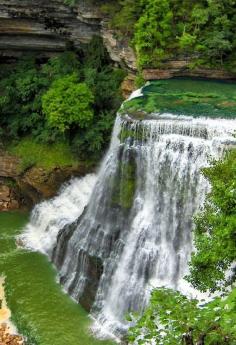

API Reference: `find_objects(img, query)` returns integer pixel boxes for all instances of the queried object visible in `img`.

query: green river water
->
[0,211,114,345]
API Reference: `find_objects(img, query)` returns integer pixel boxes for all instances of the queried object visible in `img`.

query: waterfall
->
[22,113,236,340]
[21,174,97,255]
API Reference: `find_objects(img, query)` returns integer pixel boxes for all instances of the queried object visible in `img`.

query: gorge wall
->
[0,150,93,211]
[0,0,136,70]
[2,0,234,80]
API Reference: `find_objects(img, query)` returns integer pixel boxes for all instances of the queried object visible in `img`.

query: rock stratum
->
[0,0,137,70]
[0,0,100,59]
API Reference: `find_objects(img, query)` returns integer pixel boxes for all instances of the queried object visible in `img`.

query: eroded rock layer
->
[0,0,100,60]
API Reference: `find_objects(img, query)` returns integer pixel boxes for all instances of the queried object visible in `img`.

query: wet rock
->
[78,254,103,312]
[121,74,136,99]
[0,149,95,210]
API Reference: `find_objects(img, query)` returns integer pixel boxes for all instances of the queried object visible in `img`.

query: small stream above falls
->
[17,79,236,342]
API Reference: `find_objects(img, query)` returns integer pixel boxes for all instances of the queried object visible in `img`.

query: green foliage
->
[8,137,75,171]
[102,0,236,69]
[129,287,236,345]
[0,36,125,165]
[70,36,126,159]
[134,0,173,67]
[42,75,94,132]
[187,149,236,292]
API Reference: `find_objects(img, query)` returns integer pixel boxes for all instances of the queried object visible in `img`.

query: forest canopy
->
[66,0,236,71]
[0,37,125,165]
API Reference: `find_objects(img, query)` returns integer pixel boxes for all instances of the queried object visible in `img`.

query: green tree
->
[134,0,173,67]
[187,149,236,292]
[42,74,94,132]
[129,288,236,345]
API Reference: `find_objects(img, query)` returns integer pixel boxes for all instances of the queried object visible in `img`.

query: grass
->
[0,212,114,345]
[122,78,236,119]
[8,138,76,172]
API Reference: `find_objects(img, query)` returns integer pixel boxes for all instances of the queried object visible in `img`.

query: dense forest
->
[0,37,125,169]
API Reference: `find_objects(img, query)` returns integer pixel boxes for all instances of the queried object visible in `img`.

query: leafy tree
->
[187,149,236,292]
[99,0,236,69]
[42,75,94,132]
[129,288,236,345]
[134,0,173,67]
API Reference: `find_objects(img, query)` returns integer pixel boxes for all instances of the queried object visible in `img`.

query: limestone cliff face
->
[2,0,234,81]
[0,0,136,70]
[0,0,100,60]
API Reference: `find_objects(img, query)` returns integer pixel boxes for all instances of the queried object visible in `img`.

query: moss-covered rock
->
[110,147,136,210]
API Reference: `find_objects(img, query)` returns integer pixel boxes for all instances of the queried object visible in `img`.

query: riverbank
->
[0,211,114,345]
[0,277,24,345]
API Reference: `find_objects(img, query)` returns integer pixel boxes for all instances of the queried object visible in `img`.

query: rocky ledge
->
[0,0,100,61]
[143,60,236,81]
[0,151,94,211]
[0,0,136,70]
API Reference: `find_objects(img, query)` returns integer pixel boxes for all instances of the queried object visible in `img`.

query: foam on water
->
[21,174,97,255]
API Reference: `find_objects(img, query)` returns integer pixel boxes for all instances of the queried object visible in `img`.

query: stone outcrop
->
[121,73,136,99]
[101,28,137,71]
[0,184,19,211]
[17,163,94,205]
[0,324,24,345]
[0,153,21,211]
[0,154,20,178]
[143,60,236,80]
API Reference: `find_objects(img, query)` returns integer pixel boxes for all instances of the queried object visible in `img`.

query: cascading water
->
[21,174,97,255]
[22,110,236,340]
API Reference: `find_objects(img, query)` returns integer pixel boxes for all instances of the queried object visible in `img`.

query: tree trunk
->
[182,328,194,345]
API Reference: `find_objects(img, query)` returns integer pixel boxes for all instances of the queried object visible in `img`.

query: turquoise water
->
[0,212,114,345]
[123,78,236,118]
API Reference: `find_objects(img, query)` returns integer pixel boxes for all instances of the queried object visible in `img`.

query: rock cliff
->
[1,0,235,81]
[0,0,100,61]
[0,151,93,210]
[0,0,136,70]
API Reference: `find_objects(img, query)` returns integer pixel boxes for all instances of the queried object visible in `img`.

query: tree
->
[134,0,173,67]
[128,288,236,345]
[187,149,236,292]
[42,74,94,132]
